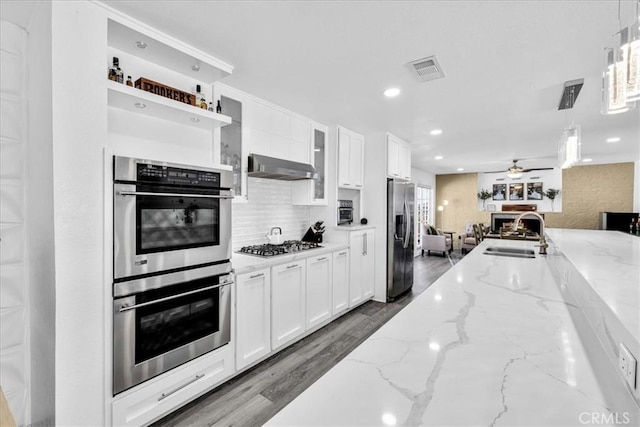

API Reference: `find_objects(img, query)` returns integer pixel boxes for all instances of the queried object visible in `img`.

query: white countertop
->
[546,228,639,344]
[232,242,349,275]
[266,233,639,426]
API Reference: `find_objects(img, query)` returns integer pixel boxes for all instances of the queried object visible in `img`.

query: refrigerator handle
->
[363,232,368,256]
[403,199,411,249]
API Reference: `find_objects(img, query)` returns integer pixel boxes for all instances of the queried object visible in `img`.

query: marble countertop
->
[546,228,639,344]
[232,242,349,275]
[266,234,639,426]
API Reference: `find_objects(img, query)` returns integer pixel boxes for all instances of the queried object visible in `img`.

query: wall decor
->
[509,183,524,200]
[487,204,497,212]
[492,183,506,200]
[527,182,543,200]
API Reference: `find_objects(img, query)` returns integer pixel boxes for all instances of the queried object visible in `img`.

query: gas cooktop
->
[238,240,321,257]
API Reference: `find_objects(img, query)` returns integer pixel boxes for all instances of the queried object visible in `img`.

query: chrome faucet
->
[512,212,548,255]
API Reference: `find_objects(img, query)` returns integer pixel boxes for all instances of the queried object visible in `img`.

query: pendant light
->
[558,85,581,169]
[601,0,638,113]
[622,1,640,101]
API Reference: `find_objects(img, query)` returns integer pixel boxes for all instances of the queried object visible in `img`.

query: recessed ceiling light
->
[430,129,442,135]
[434,155,443,160]
[383,88,400,97]
[134,102,146,109]
[457,167,464,171]
[583,158,593,162]
[191,64,200,72]
[135,41,147,49]
[190,117,200,123]
[606,137,620,143]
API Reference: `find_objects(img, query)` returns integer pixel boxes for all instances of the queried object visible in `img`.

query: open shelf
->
[107,80,232,130]
[108,19,232,83]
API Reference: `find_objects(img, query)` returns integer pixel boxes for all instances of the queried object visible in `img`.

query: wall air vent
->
[407,56,445,82]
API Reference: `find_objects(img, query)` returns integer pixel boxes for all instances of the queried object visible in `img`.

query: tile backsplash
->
[232,178,311,250]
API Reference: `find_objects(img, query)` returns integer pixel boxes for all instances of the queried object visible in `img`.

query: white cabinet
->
[112,347,233,427]
[338,126,364,189]
[306,254,332,330]
[247,99,310,164]
[387,133,411,180]
[271,261,307,350]
[349,229,375,307]
[214,83,247,200]
[293,121,329,205]
[235,269,271,370]
[332,249,350,315]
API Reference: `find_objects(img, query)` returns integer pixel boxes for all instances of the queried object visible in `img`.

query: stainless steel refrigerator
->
[387,179,415,300]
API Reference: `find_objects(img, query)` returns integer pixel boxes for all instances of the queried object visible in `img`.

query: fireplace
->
[491,212,544,235]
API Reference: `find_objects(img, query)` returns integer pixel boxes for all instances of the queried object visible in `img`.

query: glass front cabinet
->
[293,121,328,205]
[213,83,247,201]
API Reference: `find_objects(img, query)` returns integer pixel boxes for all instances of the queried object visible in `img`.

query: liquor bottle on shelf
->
[115,57,124,84]
[208,102,214,112]
[195,84,207,108]
[108,57,119,81]
[216,100,222,114]
[126,76,133,87]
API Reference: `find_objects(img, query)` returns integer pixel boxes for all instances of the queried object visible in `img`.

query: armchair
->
[459,223,478,254]
[419,223,452,257]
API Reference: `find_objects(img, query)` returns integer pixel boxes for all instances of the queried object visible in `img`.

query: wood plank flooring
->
[151,253,458,427]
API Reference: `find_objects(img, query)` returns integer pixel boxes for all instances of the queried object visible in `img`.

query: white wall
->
[26,2,56,425]
[635,160,640,213]
[51,2,108,425]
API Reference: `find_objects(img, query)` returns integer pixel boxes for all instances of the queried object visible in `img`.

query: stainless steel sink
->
[483,246,535,258]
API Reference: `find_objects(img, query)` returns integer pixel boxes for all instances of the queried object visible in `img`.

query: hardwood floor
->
[151,253,458,427]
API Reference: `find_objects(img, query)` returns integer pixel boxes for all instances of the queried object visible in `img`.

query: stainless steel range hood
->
[248,154,317,180]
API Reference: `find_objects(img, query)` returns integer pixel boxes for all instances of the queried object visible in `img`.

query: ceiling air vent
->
[407,56,445,82]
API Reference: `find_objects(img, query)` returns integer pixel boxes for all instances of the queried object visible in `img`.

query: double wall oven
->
[112,156,234,395]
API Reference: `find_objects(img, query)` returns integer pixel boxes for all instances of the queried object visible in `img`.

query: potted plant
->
[545,188,560,211]
[477,189,492,210]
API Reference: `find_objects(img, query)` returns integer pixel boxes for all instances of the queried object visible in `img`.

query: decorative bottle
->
[216,100,222,114]
[126,76,133,87]
[195,84,207,109]
[208,102,214,112]
[108,57,119,81]
[115,58,124,84]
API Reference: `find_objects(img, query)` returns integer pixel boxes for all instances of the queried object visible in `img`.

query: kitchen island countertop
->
[266,231,640,426]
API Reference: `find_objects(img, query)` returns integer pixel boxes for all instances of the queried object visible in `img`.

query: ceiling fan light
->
[507,171,523,179]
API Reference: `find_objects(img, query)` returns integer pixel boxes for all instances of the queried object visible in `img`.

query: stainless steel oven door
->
[113,263,233,395]
[114,183,232,279]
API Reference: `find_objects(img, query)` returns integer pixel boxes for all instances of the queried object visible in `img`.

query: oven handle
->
[118,281,233,312]
[118,190,234,199]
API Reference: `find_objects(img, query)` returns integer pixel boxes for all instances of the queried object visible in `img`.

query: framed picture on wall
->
[492,184,506,200]
[509,183,524,200]
[527,182,543,200]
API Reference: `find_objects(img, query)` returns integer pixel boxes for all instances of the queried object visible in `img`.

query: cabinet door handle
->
[356,184,363,188]
[249,273,264,279]
[158,374,205,401]
[363,233,367,256]
[286,264,299,269]
[338,251,347,256]
[317,256,327,261]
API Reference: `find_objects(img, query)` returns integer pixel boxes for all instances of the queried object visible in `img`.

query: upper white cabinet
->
[214,83,247,200]
[106,18,233,131]
[387,133,411,181]
[246,99,310,164]
[338,126,364,189]
[292,121,329,205]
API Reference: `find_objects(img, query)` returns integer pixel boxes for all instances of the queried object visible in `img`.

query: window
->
[415,185,432,248]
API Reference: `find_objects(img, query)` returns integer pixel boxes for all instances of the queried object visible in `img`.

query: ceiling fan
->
[486,159,554,177]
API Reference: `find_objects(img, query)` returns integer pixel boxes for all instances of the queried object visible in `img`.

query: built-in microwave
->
[337,199,354,225]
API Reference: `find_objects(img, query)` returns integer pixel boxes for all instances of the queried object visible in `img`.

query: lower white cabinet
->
[306,254,332,329]
[271,261,307,350]
[349,229,375,307]
[235,268,271,370]
[111,346,233,427]
[332,249,350,315]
